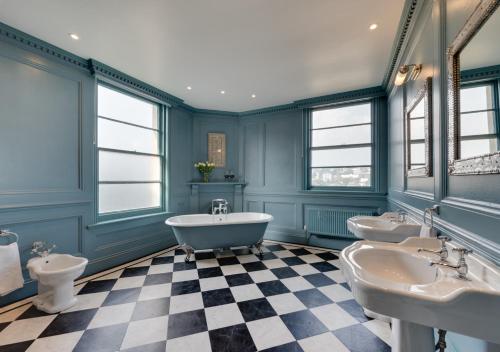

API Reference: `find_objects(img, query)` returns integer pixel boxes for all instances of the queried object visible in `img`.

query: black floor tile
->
[257,280,290,296]
[197,267,223,279]
[120,267,149,277]
[261,341,304,352]
[202,288,235,308]
[225,273,254,287]
[217,257,240,266]
[232,247,253,256]
[337,299,371,323]
[237,298,277,322]
[174,249,185,255]
[15,305,52,320]
[294,289,332,308]
[242,261,267,272]
[310,261,338,272]
[120,341,166,352]
[316,252,339,261]
[281,257,306,266]
[102,288,141,307]
[209,323,257,352]
[260,252,277,260]
[195,251,216,260]
[0,322,9,333]
[264,244,286,252]
[171,279,201,296]
[289,248,311,256]
[340,282,351,291]
[143,273,172,286]
[39,308,97,337]
[73,323,128,352]
[131,297,170,321]
[0,340,34,352]
[280,310,328,340]
[167,309,207,339]
[78,279,117,295]
[271,267,299,279]
[173,261,197,271]
[334,324,391,352]
[303,273,336,287]
[151,256,174,265]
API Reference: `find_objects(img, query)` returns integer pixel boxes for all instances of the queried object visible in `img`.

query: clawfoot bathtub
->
[165,212,273,262]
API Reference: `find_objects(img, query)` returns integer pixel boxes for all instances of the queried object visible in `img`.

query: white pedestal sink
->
[340,238,500,352]
[347,213,422,242]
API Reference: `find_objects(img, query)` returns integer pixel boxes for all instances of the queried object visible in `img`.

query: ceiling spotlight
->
[251,94,256,98]
[369,24,378,30]
[394,64,422,86]
[187,86,192,90]
[220,90,225,95]
[69,33,79,40]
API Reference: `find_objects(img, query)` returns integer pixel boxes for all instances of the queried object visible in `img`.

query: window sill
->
[87,211,173,230]
[299,189,386,197]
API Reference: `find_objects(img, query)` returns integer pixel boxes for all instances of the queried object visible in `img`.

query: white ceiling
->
[0,0,404,111]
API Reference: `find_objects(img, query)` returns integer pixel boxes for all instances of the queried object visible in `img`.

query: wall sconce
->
[394,64,422,86]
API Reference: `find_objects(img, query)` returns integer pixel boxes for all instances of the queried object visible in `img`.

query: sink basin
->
[341,237,500,351]
[347,214,421,242]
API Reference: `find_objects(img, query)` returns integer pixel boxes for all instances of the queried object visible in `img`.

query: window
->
[97,84,164,217]
[308,102,373,188]
[459,83,499,159]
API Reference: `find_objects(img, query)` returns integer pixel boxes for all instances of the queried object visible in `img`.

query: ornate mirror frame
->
[447,0,500,175]
[406,77,433,177]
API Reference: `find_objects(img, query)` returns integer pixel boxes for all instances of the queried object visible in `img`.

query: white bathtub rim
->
[165,212,273,227]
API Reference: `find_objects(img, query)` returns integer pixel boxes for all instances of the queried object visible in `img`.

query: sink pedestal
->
[391,319,434,352]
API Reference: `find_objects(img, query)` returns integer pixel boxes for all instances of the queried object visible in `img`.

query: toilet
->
[27,254,88,313]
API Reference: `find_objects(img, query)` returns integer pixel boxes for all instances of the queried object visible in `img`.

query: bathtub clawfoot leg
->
[182,245,193,263]
[255,240,264,258]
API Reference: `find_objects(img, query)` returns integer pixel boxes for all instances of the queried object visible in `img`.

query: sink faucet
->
[32,241,56,258]
[418,236,450,262]
[430,247,473,280]
[212,199,229,215]
[397,209,407,223]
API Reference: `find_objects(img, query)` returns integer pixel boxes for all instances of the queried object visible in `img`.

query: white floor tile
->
[120,315,168,350]
[248,270,278,283]
[63,292,108,312]
[220,264,246,276]
[93,269,123,281]
[298,332,350,352]
[112,276,146,290]
[363,319,392,346]
[129,259,152,267]
[246,316,294,350]
[174,255,187,263]
[281,276,314,292]
[0,315,56,345]
[139,283,172,301]
[26,331,83,352]
[299,254,323,263]
[266,293,307,315]
[204,303,244,331]
[292,264,320,276]
[147,263,173,275]
[172,269,199,282]
[230,284,264,302]
[165,331,212,352]
[87,303,135,329]
[310,304,358,331]
[199,276,229,292]
[319,284,353,302]
[273,250,295,258]
[196,259,219,269]
[169,292,204,314]
[236,254,259,264]
[263,259,287,269]
[324,270,346,283]
[0,304,31,323]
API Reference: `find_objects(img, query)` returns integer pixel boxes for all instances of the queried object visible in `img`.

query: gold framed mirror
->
[406,77,433,177]
[447,0,500,175]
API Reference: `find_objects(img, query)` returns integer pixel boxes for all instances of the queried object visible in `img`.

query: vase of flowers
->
[195,161,215,183]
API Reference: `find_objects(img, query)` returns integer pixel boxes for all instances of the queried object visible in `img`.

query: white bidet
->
[27,254,88,313]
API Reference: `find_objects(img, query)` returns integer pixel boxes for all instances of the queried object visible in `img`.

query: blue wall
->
[387,0,499,351]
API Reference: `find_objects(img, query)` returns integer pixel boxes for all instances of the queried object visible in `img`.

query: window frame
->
[96,80,168,222]
[305,100,376,191]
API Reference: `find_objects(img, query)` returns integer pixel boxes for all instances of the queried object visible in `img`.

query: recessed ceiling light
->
[251,94,256,98]
[187,86,192,90]
[69,33,79,40]
[220,90,225,95]
[369,24,378,31]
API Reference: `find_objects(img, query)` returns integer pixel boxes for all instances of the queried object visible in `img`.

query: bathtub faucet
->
[212,199,229,215]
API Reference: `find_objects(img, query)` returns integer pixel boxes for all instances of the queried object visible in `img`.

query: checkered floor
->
[0,241,391,352]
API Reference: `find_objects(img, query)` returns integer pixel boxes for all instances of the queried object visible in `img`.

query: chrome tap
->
[430,247,473,280]
[212,199,229,215]
[32,241,56,258]
[397,209,407,223]
[418,236,450,262]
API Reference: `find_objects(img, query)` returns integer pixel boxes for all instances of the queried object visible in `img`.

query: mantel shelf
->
[187,181,246,186]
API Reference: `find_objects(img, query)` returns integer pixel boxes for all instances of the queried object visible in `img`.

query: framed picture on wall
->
[208,132,226,167]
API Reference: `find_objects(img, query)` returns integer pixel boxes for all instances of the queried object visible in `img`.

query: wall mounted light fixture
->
[394,64,422,86]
